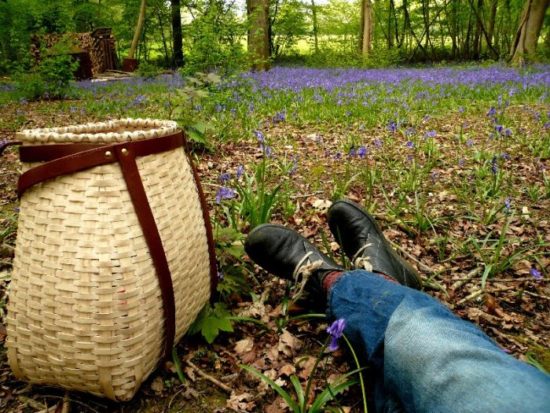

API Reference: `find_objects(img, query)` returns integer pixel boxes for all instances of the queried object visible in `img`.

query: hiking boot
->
[328,200,422,289]
[244,224,344,300]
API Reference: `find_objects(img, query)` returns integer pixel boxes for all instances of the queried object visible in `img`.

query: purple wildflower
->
[133,94,146,105]
[273,110,286,123]
[348,148,356,157]
[215,187,237,204]
[487,107,497,118]
[262,144,273,157]
[543,122,550,130]
[374,139,383,148]
[219,173,231,184]
[327,318,346,352]
[458,159,465,167]
[425,130,437,138]
[466,139,474,147]
[357,146,368,158]
[254,130,265,143]
[530,268,542,280]
[334,152,342,160]
[495,124,504,134]
[504,128,512,137]
[406,141,415,149]
[504,198,511,212]
[501,152,511,161]
[387,121,397,133]
[236,165,245,179]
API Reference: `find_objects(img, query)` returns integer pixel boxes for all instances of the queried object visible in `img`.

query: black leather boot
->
[328,200,422,289]
[244,224,344,299]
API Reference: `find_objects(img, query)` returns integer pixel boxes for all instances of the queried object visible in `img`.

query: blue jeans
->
[327,270,550,413]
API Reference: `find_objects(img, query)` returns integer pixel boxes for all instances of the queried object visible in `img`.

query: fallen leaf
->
[150,376,164,395]
[278,330,302,357]
[234,338,254,355]
[279,364,296,377]
[226,392,255,412]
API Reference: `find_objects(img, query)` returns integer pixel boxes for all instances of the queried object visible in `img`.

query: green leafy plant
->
[170,72,222,147]
[16,50,77,101]
[188,302,234,344]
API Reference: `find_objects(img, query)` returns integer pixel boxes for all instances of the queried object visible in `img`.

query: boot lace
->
[292,251,323,300]
[352,243,373,272]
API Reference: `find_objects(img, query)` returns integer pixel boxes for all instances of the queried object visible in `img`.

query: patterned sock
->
[323,270,399,293]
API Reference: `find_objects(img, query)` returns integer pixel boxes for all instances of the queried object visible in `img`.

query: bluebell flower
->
[334,152,342,160]
[425,130,437,138]
[530,268,542,280]
[374,139,383,148]
[406,141,415,149]
[215,187,237,204]
[487,107,497,118]
[387,121,397,133]
[501,152,510,160]
[348,148,356,157]
[236,165,245,179]
[327,318,346,352]
[504,198,511,212]
[254,130,265,143]
[219,173,231,184]
[495,124,503,134]
[357,146,367,158]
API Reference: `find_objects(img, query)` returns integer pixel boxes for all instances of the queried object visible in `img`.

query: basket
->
[6,119,217,401]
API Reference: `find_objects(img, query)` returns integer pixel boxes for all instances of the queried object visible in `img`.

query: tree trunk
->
[510,0,549,65]
[487,0,498,50]
[171,0,184,67]
[156,6,170,66]
[128,0,147,60]
[311,0,319,53]
[360,0,374,55]
[247,0,270,71]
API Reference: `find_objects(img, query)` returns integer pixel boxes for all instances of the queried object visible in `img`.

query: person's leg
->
[328,270,550,413]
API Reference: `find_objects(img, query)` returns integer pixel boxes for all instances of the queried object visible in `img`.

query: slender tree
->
[510,0,549,65]
[360,0,373,55]
[247,0,270,70]
[128,0,147,60]
[171,0,184,67]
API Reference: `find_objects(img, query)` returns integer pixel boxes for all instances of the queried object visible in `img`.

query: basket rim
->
[16,118,179,144]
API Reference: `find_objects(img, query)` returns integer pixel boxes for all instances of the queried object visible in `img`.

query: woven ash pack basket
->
[6,119,217,401]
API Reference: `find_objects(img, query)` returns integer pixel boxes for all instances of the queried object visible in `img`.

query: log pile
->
[30,28,118,78]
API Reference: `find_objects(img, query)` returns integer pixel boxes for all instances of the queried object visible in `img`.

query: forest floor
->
[0,66,549,412]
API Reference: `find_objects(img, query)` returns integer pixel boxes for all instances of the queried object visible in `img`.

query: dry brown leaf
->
[279,364,296,377]
[234,338,254,355]
[296,356,316,380]
[226,392,255,412]
[150,376,164,395]
[278,330,302,357]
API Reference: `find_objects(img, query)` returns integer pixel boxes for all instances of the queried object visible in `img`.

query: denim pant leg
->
[327,270,550,413]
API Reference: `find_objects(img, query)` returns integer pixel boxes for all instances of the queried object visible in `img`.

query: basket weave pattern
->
[7,119,211,400]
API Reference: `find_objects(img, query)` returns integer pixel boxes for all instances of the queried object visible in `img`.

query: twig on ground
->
[374,214,418,238]
[523,290,550,300]
[185,360,232,393]
[455,289,484,306]
[388,240,434,274]
[451,267,482,290]
[289,191,323,199]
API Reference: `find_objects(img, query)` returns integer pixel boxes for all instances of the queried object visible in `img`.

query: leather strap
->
[17,132,217,359]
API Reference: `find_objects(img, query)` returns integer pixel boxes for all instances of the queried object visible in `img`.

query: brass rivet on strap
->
[121,148,129,156]
[105,151,112,158]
